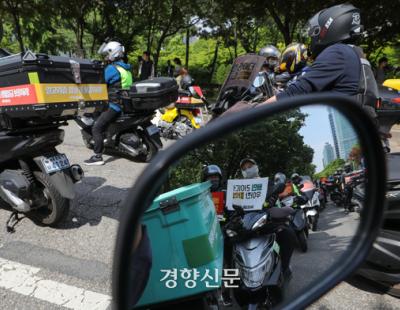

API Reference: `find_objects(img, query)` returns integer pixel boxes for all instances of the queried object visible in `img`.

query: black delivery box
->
[0,51,108,129]
[122,77,178,112]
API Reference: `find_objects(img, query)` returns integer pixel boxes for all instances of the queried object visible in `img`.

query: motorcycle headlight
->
[252,214,267,230]
[239,254,273,288]
[226,229,237,237]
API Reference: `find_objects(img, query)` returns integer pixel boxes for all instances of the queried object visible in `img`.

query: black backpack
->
[350,45,379,109]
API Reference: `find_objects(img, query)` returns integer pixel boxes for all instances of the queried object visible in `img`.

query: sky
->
[299,106,334,172]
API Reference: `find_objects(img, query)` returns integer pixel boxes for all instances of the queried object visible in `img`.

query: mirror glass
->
[253,74,266,88]
[130,105,366,309]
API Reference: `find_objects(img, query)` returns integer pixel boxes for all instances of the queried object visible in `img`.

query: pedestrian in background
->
[173,57,182,77]
[138,51,154,80]
[166,60,174,77]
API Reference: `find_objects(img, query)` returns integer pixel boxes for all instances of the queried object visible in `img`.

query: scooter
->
[76,109,162,163]
[280,194,309,252]
[223,182,293,309]
[0,123,83,228]
[300,179,320,232]
[157,85,207,139]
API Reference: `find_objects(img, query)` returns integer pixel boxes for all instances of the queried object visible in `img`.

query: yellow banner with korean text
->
[34,83,108,104]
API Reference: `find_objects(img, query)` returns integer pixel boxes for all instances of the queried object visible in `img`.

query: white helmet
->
[98,41,125,61]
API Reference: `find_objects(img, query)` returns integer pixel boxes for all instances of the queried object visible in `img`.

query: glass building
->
[328,108,358,159]
[323,142,335,168]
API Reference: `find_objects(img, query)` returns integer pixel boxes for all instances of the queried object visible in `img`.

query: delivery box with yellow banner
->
[0,51,108,129]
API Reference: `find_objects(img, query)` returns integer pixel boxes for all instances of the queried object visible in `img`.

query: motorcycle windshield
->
[216,54,266,102]
[302,189,314,201]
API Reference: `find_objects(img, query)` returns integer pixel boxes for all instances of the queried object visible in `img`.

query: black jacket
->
[277,43,361,99]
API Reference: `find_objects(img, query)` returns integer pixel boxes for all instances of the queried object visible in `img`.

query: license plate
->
[146,125,160,136]
[41,154,70,174]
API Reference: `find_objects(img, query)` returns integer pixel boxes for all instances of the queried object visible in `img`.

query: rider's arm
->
[105,65,121,85]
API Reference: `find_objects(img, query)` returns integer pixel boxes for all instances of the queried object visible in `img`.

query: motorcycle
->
[356,153,400,297]
[0,123,83,228]
[223,182,292,309]
[280,194,309,252]
[76,110,162,163]
[300,178,320,232]
[156,84,207,139]
[76,77,178,162]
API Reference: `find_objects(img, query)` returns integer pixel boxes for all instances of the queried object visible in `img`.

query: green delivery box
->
[136,182,224,307]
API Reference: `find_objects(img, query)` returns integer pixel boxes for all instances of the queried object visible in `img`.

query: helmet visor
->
[97,42,107,55]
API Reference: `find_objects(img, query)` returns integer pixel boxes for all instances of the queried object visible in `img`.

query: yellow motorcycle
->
[158,85,207,139]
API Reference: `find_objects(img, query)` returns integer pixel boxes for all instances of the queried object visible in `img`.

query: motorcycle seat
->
[269,207,294,220]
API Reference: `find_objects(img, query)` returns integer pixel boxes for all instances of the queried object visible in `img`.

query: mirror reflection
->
[134,105,365,309]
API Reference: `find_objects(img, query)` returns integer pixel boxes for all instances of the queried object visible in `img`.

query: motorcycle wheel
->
[298,230,308,252]
[81,131,94,150]
[175,116,194,139]
[311,215,319,232]
[135,134,158,163]
[29,172,69,226]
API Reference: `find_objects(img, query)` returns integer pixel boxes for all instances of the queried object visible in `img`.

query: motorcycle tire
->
[312,216,318,232]
[81,131,94,150]
[29,172,69,226]
[298,230,308,252]
[135,134,158,163]
[175,116,194,139]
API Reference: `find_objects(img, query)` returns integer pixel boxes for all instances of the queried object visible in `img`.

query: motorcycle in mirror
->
[113,102,372,310]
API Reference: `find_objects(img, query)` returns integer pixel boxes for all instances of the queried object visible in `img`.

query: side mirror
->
[113,94,386,309]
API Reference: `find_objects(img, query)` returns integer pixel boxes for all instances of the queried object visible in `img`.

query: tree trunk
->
[209,40,219,83]
[154,36,165,74]
[185,28,190,68]
[11,10,24,52]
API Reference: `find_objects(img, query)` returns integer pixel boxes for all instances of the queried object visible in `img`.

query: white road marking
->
[0,257,111,309]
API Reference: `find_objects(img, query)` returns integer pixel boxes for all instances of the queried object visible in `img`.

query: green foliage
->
[166,109,315,190]
[314,159,346,179]
[0,0,398,83]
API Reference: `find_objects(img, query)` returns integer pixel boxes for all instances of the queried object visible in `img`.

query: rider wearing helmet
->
[240,158,260,179]
[259,45,281,74]
[202,164,223,192]
[238,160,295,278]
[279,43,309,80]
[84,41,133,165]
[262,3,379,116]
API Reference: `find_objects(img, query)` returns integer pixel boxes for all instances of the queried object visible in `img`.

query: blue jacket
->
[105,61,132,112]
[277,44,360,100]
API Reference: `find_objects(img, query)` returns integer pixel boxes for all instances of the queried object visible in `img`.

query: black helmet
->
[291,173,301,184]
[180,74,194,90]
[304,4,363,57]
[344,163,352,173]
[202,165,222,191]
[274,172,286,184]
[202,165,222,181]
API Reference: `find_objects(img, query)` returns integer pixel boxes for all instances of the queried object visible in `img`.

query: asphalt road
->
[0,122,398,309]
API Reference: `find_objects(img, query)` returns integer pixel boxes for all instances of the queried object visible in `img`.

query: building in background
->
[328,110,340,159]
[328,108,358,159]
[323,142,335,168]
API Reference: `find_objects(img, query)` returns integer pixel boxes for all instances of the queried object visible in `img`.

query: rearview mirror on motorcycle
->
[113,94,386,309]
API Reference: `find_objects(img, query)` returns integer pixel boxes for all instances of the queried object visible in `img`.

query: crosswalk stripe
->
[0,257,111,309]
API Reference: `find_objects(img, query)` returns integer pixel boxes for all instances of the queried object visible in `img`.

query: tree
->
[167,109,315,190]
[314,159,346,179]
